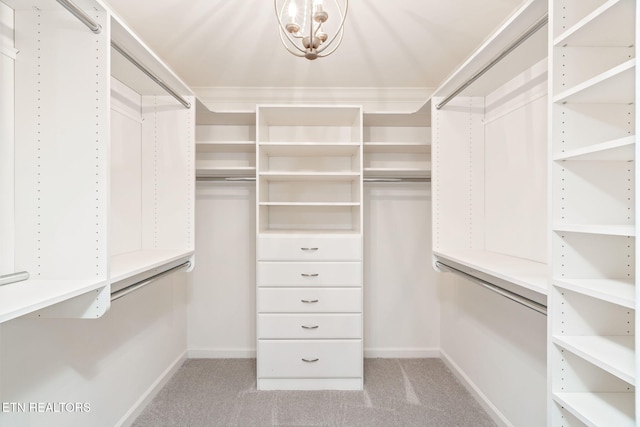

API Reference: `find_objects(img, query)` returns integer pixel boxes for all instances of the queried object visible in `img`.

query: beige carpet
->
[133,358,496,426]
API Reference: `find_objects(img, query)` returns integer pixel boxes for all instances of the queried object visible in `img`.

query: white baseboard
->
[364,347,440,358]
[439,350,512,427]
[116,350,187,427]
[188,348,256,358]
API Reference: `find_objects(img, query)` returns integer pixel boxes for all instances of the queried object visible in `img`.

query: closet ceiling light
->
[275,0,348,60]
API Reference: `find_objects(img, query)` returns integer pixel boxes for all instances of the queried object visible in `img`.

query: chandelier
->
[274,0,349,60]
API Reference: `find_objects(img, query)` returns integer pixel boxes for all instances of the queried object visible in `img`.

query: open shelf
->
[553,59,635,104]
[553,335,635,385]
[553,136,635,162]
[110,249,194,286]
[553,392,635,427]
[0,278,107,323]
[552,224,635,237]
[433,249,548,297]
[553,0,635,47]
[553,278,635,309]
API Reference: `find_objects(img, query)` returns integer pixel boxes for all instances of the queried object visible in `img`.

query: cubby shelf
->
[552,59,635,104]
[552,224,636,237]
[553,0,634,47]
[553,392,635,427]
[553,336,635,385]
[553,136,635,162]
[553,278,635,309]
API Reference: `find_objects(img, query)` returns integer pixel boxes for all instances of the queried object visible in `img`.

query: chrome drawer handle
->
[301,273,319,277]
[301,247,319,251]
[302,358,319,363]
[301,299,319,303]
[301,325,319,329]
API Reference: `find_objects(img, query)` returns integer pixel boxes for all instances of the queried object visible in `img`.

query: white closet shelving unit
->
[548,0,637,425]
[363,113,431,180]
[0,0,194,323]
[195,116,256,178]
[431,0,548,306]
[256,105,363,390]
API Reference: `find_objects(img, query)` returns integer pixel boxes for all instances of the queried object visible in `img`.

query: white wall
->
[187,177,438,358]
[187,181,257,357]
[439,273,547,427]
[0,275,188,427]
[363,183,438,357]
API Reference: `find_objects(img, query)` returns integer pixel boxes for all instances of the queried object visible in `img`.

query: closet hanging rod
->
[55,0,102,34]
[111,42,192,109]
[435,13,548,110]
[435,261,547,315]
[196,176,257,182]
[0,271,29,287]
[110,261,191,302]
[364,178,431,183]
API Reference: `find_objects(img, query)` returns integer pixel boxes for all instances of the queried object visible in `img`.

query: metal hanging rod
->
[364,178,431,183]
[55,0,102,34]
[110,261,191,302]
[111,42,192,109]
[0,271,30,287]
[196,177,431,182]
[435,13,548,110]
[435,261,547,315]
[196,176,256,182]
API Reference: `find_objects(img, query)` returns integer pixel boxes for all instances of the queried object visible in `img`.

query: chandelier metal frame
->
[274,0,349,60]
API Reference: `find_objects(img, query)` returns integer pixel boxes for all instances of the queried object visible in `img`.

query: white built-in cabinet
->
[431,0,548,306]
[255,105,363,390]
[0,0,194,323]
[548,0,637,425]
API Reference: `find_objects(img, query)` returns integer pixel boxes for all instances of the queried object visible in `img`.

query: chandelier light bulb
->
[275,0,348,60]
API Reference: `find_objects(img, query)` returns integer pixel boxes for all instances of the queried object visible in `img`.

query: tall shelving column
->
[549,0,637,425]
[256,105,363,390]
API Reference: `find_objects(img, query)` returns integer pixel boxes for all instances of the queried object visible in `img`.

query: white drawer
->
[258,340,362,379]
[258,314,361,339]
[257,235,361,261]
[258,288,361,313]
[257,262,361,287]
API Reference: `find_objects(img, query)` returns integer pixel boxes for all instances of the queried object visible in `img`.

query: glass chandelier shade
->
[274,0,349,60]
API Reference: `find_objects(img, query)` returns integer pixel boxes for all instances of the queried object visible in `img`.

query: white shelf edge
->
[0,278,107,324]
[552,278,635,309]
[553,0,628,46]
[553,335,635,385]
[552,224,636,237]
[0,45,19,60]
[553,392,635,427]
[433,249,548,297]
[258,141,361,146]
[553,135,635,162]
[552,59,635,104]
[110,249,194,285]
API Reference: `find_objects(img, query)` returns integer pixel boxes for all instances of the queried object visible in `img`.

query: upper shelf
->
[553,0,635,47]
[553,136,635,162]
[432,0,548,99]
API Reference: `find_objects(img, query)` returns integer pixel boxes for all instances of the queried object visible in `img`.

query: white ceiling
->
[104,0,525,113]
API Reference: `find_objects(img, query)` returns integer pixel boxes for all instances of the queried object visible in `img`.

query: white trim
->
[439,350,512,427]
[194,86,434,115]
[0,45,18,60]
[187,348,257,359]
[364,347,440,358]
[116,350,187,427]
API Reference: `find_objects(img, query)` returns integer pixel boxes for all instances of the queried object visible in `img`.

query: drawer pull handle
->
[301,273,319,277]
[301,299,319,303]
[301,325,319,329]
[301,247,319,252]
[302,358,319,363]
